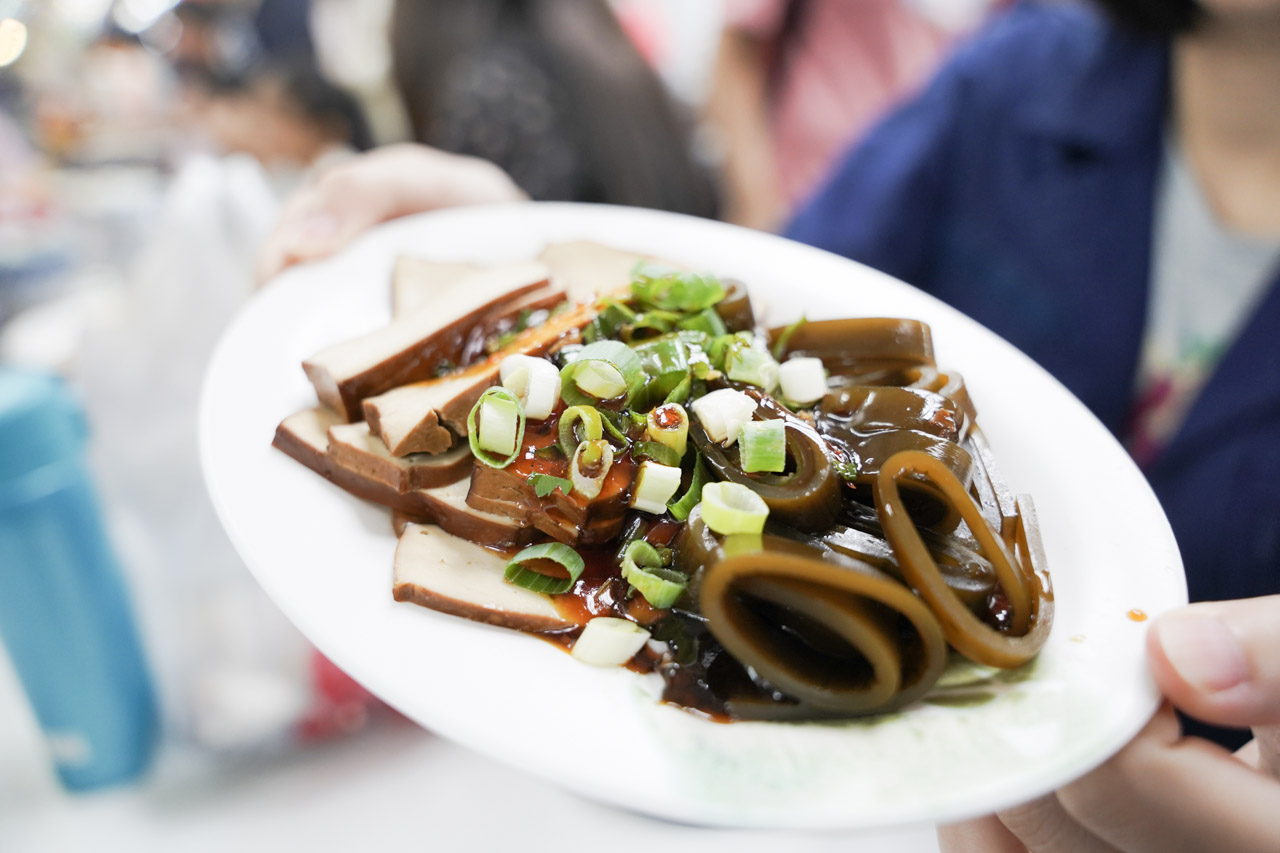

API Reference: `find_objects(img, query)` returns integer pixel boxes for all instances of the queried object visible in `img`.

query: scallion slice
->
[777,356,827,406]
[560,340,645,407]
[646,402,688,458]
[737,419,786,473]
[667,453,710,521]
[558,405,603,456]
[598,408,632,444]
[630,459,683,513]
[633,440,681,468]
[571,616,651,666]
[725,343,780,392]
[677,307,728,337]
[690,388,756,446]
[466,386,526,468]
[499,354,562,420]
[503,542,585,595]
[620,540,687,609]
[630,267,726,312]
[699,481,770,535]
[570,439,614,500]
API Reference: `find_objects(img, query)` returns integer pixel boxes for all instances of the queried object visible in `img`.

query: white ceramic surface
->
[200,203,1187,830]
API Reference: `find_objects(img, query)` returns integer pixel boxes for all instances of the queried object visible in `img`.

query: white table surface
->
[0,646,941,853]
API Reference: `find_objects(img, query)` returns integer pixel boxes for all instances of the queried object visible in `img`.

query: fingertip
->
[937,815,1027,853]
[1147,601,1280,728]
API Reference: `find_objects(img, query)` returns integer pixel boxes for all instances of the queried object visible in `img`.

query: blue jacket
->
[786,4,1280,605]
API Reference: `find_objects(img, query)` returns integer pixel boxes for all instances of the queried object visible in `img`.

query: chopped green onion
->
[528,473,573,498]
[624,310,682,342]
[699,481,770,535]
[667,453,710,521]
[630,267,726,312]
[690,388,756,446]
[777,356,827,406]
[771,315,808,360]
[571,616,651,666]
[557,405,603,456]
[737,420,786,473]
[705,331,754,371]
[663,372,692,405]
[646,402,689,458]
[560,340,645,407]
[504,542,585,594]
[633,440,681,467]
[620,540,687,609]
[573,360,626,399]
[631,460,683,513]
[632,336,690,411]
[467,386,525,468]
[677,307,728,337]
[596,299,637,338]
[499,354,561,420]
[570,439,614,500]
[725,343,780,392]
[598,408,632,444]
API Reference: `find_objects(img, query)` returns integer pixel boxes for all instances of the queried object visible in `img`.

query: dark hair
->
[276,63,374,152]
[1092,0,1202,34]
[390,0,718,217]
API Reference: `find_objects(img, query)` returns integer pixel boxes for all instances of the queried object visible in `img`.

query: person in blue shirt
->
[258,2,1280,848]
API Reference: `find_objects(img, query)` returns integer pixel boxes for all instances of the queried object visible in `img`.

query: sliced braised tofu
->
[303,261,559,421]
[394,523,573,632]
[272,407,431,518]
[327,421,472,492]
[274,407,531,547]
[538,240,651,302]
[363,301,597,456]
[391,258,480,319]
[414,477,532,550]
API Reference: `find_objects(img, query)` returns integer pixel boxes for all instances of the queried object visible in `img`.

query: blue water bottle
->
[0,367,158,790]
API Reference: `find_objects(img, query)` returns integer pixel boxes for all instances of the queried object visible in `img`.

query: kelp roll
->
[875,450,1053,669]
[816,386,975,533]
[679,508,949,719]
[768,318,936,374]
[689,414,843,532]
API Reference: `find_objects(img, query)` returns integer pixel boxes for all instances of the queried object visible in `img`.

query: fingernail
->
[286,212,339,250]
[1157,613,1250,693]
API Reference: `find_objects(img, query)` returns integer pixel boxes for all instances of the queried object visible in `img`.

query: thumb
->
[1147,595,1280,729]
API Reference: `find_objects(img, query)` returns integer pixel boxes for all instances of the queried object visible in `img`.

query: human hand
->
[938,595,1280,852]
[256,143,526,284]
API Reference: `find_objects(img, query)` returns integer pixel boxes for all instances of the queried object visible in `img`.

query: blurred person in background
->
[186,60,371,195]
[257,0,716,275]
[389,0,716,213]
[705,0,954,231]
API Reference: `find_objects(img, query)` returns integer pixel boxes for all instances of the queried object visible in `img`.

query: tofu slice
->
[273,407,532,549]
[302,261,559,421]
[326,421,471,492]
[392,258,480,319]
[273,407,428,516]
[415,476,533,550]
[394,523,573,632]
[537,240,651,302]
[362,301,596,456]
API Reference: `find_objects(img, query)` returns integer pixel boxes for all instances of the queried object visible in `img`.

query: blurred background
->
[0,1,999,849]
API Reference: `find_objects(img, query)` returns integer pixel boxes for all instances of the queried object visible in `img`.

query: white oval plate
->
[200,203,1186,830]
